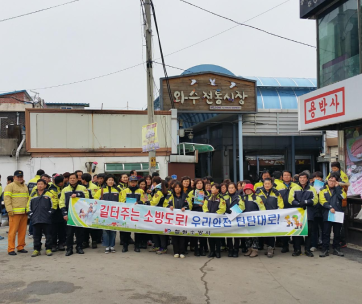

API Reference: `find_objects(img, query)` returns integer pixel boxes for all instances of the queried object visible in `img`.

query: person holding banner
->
[256,179,284,258]
[203,184,226,258]
[120,176,145,253]
[225,183,244,258]
[242,184,266,258]
[59,173,89,256]
[168,182,189,258]
[187,179,209,257]
[94,175,120,254]
[319,173,346,258]
[149,178,172,255]
[288,172,318,257]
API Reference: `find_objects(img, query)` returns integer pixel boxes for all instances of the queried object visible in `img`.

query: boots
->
[228,250,233,257]
[65,249,73,256]
[233,249,239,258]
[244,248,252,256]
[122,244,128,252]
[267,246,274,258]
[76,247,84,254]
[207,251,215,258]
[215,251,221,258]
[249,248,258,258]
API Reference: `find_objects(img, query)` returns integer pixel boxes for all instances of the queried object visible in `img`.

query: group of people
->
[0,161,348,260]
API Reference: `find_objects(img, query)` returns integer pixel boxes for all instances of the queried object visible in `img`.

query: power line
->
[0,0,80,23]
[179,0,316,49]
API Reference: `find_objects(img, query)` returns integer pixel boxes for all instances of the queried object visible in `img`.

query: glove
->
[225,209,232,214]
[8,211,14,217]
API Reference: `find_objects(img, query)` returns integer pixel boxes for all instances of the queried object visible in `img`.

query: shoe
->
[180,254,185,258]
[200,249,206,256]
[305,251,314,257]
[174,254,180,258]
[122,245,128,253]
[51,246,58,252]
[319,250,329,257]
[0,236,4,240]
[244,248,252,256]
[233,249,238,258]
[8,251,17,256]
[228,250,233,257]
[65,250,73,256]
[58,244,65,251]
[267,246,274,258]
[17,249,28,253]
[31,250,41,257]
[149,246,159,252]
[215,252,221,258]
[292,250,301,257]
[82,242,89,249]
[134,247,140,253]
[207,251,215,258]
[156,248,167,255]
[310,247,316,252]
[105,247,110,254]
[76,247,84,254]
[241,247,248,253]
[333,248,344,257]
[281,247,289,253]
[28,234,33,239]
[92,241,97,249]
[249,249,258,258]
[46,249,53,256]
[194,250,200,257]
[110,247,115,253]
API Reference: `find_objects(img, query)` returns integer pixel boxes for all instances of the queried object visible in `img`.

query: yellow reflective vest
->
[4,181,29,214]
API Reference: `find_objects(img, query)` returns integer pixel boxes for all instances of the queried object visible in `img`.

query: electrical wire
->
[179,0,316,48]
[0,0,80,23]
[149,0,175,108]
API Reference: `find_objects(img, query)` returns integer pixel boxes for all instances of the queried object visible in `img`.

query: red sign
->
[304,87,345,124]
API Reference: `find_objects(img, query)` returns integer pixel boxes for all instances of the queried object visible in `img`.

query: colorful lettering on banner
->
[68,198,308,237]
[304,87,345,124]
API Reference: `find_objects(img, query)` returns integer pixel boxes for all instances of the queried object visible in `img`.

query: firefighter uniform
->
[59,184,89,255]
[4,171,29,254]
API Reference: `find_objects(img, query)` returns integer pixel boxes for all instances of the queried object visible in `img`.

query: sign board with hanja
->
[67,198,308,237]
[160,72,257,114]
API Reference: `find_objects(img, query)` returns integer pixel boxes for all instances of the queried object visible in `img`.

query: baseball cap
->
[129,176,138,181]
[14,170,24,177]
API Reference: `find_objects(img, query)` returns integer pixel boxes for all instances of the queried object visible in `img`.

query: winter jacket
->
[278,181,297,209]
[241,194,266,212]
[187,189,209,212]
[27,189,57,225]
[288,183,318,221]
[59,184,89,216]
[4,181,29,214]
[202,194,226,214]
[94,186,121,202]
[168,192,189,210]
[121,186,145,203]
[150,189,172,207]
[319,185,346,221]
[326,170,349,184]
[85,181,98,199]
[221,192,230,202]
[256,187,284,210]
[117,182,128,191]
[27,175,41,194]
[225,192,245,213]
[47,183,64,223]
[254,181,264,192]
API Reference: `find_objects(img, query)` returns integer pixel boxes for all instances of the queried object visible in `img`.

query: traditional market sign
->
[160,72,257,114]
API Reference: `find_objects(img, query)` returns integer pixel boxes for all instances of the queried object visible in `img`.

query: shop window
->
[318,0,360,88]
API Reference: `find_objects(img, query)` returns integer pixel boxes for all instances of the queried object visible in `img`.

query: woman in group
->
[94,174,121,254]
[256,178,284,258]
[168,182,189,258]
[149,177,172,255]
[190,179,195,190]
[118,173,129,191]
[241,184,266,258]
[187,179,208,256]
[225,183,244,257]
[181,176,192,194]
[137,178,151,249]
[205,182,212,193]
[203,183,226,258]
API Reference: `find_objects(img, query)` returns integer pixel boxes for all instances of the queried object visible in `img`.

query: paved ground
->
[0,225,362,304]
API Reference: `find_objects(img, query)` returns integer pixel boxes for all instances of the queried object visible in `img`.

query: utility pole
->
[144,0,156,175]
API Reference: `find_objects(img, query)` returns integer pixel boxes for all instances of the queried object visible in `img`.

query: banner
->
[68,198,308,237]
[142,122,159,152]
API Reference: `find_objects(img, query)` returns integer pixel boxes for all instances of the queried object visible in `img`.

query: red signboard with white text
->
[304,87,345,124]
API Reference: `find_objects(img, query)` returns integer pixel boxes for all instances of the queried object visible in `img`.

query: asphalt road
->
[0,225,362,304]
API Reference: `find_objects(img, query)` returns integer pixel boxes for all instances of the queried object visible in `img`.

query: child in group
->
[203,184,226,258]
[168,182,189,258]
[242,184,266,258]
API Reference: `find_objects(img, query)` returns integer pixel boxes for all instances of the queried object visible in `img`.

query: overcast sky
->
[0,0,316,110]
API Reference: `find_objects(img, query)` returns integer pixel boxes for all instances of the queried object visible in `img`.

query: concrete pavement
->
[0,225,362,304]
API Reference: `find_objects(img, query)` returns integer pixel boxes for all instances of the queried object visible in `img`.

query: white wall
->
[0,155,169,183]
